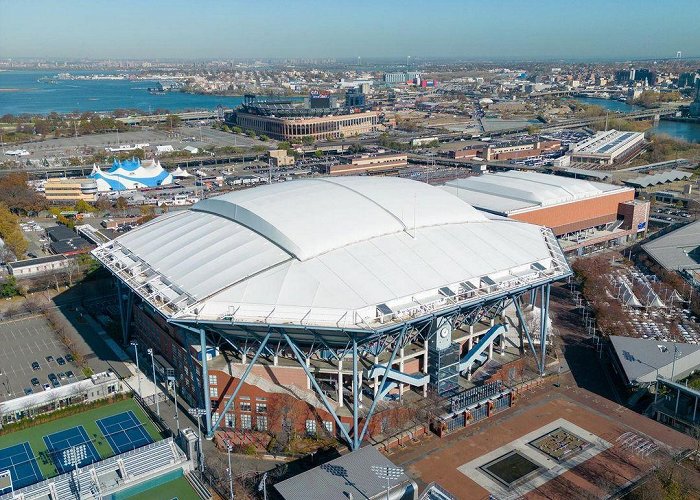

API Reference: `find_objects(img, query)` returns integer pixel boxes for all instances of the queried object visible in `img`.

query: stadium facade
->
[224,96,380,141]
[94,177,570,449]
[445,171,650,256]
[90,158,173,192]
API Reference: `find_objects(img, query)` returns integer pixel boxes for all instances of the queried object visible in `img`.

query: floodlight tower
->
[371,465,404,500]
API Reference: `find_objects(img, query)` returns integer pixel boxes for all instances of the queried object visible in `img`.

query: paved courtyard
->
[388,380,695,500]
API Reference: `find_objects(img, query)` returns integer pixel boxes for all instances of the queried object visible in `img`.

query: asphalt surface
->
[0,315,85,401]
[9,125,272,159]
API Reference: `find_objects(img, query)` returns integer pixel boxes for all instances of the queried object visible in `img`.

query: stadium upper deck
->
[93,177,569,333]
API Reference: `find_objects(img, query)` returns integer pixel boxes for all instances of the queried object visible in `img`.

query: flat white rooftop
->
[571,129,644,158]
[443,171,629,216]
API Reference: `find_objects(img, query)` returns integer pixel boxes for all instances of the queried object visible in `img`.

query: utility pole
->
[131,341,141,397]
[226,440,234,499]
[188,408,207,475]
[168,375,180,434]
[148,348,160,417]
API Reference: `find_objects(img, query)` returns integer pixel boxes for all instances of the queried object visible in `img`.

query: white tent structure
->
[171,166,193,178]
[89,158,174,192]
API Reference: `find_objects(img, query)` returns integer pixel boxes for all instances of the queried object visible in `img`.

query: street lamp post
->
[671,345,682,381]
[130,341,141,398]
[188,408,207,475]
[371,465,403,500]
[225,440,234,500]
[168,375,180,434]
[147,348,160,417]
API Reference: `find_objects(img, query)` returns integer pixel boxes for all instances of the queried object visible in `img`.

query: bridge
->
[116,109,233,125]
[536,107,677,131]
[530,89,626,98]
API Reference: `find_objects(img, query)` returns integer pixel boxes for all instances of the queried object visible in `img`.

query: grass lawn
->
[0,398,162,480]
[123,476,200,500]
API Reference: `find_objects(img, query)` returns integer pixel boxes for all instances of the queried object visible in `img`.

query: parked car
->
[66,371,75,379]
[58,372,66,380]
[31,361,40,371]
[48,373,60,388]
[43,384,51,391]
[45,356,54,363]
[24,388,33,396]
[57,357,66,366]
[65,354,74,363]
[31,377,40,386]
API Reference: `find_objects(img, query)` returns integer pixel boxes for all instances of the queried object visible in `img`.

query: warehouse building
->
[7,254,70,277]
[448,138,561,161]
[329,153,408,175]
[444,171,649,255]
[569,129,645,165]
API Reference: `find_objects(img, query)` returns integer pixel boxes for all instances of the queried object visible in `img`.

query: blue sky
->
[1,0,698,60]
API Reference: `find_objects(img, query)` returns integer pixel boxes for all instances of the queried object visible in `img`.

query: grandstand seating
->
[1,438,187,500]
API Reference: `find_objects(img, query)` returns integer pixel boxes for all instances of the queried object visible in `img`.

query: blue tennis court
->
[0,442,43,494]
[96,411,153,455]
[43,426,100,474]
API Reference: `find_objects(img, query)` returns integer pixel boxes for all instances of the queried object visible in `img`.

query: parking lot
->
[10,125,272,160]
[0,316,85,402]
[649,204,693,224]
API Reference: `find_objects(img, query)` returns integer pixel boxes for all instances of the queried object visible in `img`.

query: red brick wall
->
[511,190,634,235]
[209,368,348,435]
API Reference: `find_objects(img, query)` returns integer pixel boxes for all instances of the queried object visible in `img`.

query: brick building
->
[444,171,649,255]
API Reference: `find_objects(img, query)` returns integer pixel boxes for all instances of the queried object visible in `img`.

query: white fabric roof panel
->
[111,210,291,300]
[94,177,568,328]
[444,171,626,214]
[193,177,487,261]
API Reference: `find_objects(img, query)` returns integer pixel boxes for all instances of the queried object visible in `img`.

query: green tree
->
[301,136,314,146]
[314,150,323,158]
[0,276,20,298]
[74,199,95,213]
[77,254,101,273]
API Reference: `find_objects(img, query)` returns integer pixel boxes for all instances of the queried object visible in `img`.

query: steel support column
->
[282,333,354,448]
[199,328,213,437]
[540,284,551,375]
[358,325,409,446]
[351,337,360,450]
[116,281,134,345]
[514,296,543,375]
[207,332,271,438]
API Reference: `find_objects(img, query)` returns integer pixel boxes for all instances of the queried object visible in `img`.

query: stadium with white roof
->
[94,176,570,449]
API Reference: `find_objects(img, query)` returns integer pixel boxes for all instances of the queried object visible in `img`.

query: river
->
[0,70,245,115]
[574,97,700,143]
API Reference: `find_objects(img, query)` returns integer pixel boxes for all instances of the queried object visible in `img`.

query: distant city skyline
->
[1,0,699,61]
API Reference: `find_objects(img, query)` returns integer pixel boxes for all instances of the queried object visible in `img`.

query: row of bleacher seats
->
[2,438,186,500]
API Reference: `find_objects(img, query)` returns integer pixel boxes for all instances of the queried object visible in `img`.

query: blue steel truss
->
[114,271,563,450]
